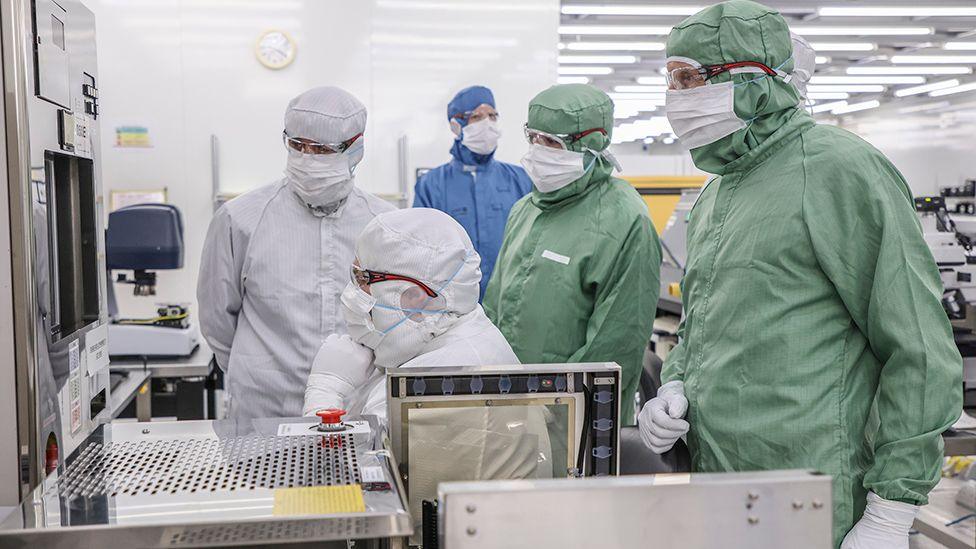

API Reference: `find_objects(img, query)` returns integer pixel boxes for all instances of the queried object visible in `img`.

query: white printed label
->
[68,340,80,374]
[86,324,110,375]
[276,420,371,437]
[541,249,570,265]
[360,466,385,483]
[69,374,82,434]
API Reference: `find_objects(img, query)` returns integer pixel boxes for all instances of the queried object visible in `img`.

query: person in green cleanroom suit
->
[484,84,661,426]
[636,2,963,548]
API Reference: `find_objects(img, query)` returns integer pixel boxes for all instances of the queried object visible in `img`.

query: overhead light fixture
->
[807,92,850,100]
[557,76,591,85]
[819,7,976,17]
[891,55,976,64]
[894,79,960,97]
[792,26,932,36]
[662,136,676,145]
[808,42,877,52]
[807,84,886,93]
[929,81,976,97]
[558,55,637,64]
[636,76,667,85]
[558,25,671,36]
[611,100,660,112]
[609,93,667,102]
[561,4,703,16]
[847,66,973,75]
[832,100,881,115]
[614,85,668,93]
[810,76,924,85]
[897,101,951,114]
[945,42,976,51]
[811,100,848,114]
[558,66,613,75]
[564,41,665,51]
[816,56,831,64]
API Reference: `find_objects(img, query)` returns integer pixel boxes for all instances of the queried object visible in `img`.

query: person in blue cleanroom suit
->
[413,85,533,301]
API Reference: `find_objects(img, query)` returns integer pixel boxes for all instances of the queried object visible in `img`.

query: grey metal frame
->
[0,0,111,502]
[438,470,834,549]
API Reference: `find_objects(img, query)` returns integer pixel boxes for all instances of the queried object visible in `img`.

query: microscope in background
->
[106,203,199,357]
[915,196,976,320]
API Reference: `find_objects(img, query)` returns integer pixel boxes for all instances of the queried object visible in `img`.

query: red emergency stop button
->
[315,408,347,432]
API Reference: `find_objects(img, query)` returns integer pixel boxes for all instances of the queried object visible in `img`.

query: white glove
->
[840,492,919,549]
[638,380,689,454]
[302,334,374,416]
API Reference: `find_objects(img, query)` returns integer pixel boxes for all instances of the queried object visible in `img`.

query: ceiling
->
[558,0,976,143]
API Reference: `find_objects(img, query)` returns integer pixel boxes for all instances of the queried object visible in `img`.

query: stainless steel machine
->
[0,416,412,547]
[437,470,834,549]
[0,0,111,501]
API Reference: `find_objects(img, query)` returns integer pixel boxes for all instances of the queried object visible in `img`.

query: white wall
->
[88,0,558,316]
[610,142,701,177]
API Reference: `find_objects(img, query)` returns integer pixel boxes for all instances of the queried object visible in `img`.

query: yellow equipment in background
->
[622,176,708,235]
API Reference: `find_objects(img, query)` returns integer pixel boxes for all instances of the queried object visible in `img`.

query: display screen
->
[51,15,65,50]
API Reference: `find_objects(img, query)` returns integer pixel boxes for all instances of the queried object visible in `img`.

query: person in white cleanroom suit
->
[303,209,555,517]
[197,86,394,420]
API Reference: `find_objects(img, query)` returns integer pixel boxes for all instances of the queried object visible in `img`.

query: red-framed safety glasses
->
[351,265,438,298]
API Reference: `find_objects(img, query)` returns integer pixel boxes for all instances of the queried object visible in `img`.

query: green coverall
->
[662,2,964,546]
[484,84,662,426]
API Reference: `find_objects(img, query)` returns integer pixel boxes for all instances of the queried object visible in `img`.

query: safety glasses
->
[351,265,438,298]
[282,131,363,155]
[452,109,499,125]
[667,61,782,90]
[523,123,607,150]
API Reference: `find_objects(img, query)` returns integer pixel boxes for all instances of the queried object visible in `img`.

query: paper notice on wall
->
[86,324,110,375]
[115,125,151,148]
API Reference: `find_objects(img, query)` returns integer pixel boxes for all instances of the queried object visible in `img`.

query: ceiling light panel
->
[891,55,976,64]
[808,42,877,52]
[561,4,703,16]
[558,25,671,36]
[819,7,976,17]
[847,66,973,75]
[810,76,925,85]
[564,41,665,51]
[894,79,961,97]
[558,66,613,75]
[792,26,932,36]
[558,55,637,64]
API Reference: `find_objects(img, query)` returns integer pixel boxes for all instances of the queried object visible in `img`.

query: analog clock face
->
[256,30,295,69]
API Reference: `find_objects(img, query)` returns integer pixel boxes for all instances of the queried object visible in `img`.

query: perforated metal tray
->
[0,417,411,548]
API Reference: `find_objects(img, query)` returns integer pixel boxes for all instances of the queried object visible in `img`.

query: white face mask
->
[520,143,589,193]
[285,142,362,209]
[340,282,450,368]
[665,81,747,150]
[460,119,501,155]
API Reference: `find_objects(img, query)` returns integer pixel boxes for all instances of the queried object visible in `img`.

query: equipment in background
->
[623,175,707,239]
[914,196,976,320]
[436,470,833,549]
[106,203,199,357]
[387,362,621,546]
[657,188,701,315]
[0,415,411,547]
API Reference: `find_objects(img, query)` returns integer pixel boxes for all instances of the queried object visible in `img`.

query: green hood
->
[526,84,616,208]
[667,0,808,175]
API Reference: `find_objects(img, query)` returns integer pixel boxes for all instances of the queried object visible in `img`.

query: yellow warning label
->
[272,485,366,516]
[652,473,691,486]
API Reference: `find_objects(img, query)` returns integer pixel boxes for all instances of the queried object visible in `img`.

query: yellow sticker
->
[652,473,691,486]
[272,485,366,516]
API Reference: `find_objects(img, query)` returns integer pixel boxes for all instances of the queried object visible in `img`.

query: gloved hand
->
[638,380,689,454]
[840,492,919,549]
[303,334,374,416]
